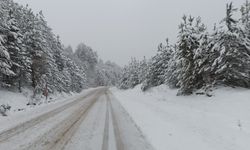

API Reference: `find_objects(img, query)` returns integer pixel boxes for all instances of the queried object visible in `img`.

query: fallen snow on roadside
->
[0,88,96,131]
[111,85,250,150]
[0,88,75,116]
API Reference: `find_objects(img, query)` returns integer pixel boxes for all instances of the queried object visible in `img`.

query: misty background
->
[17,0,245,66]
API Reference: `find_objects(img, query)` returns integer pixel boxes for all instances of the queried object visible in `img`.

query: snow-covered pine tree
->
[53,35,72,92]
[0,29,15,87]
[190,17,211,90]
[211,3,250,88]
[193,31,216,95]
[74,43,98,87]
[65,56,87,92]
[4,10,31,91]
[138,56,148,83]
[63,45,87,91]
[119,65,130,89]
[127,58,140,88]
[176,15,205,95]
[64,45,74,59]
[54,36,65,72]
[95,60,121,86]
[34,12,61,93]
[0,2,15,87]
[27,13,47,92]
[240,0,250,79]
[119,58,140,89]
[142,39,172,91]
[164,44,179,88]
[240,0,250,24]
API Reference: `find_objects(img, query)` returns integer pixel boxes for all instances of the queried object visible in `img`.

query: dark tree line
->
[119,2,250,96]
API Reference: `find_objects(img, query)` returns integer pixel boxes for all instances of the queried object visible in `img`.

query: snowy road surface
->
[0,87,154,150]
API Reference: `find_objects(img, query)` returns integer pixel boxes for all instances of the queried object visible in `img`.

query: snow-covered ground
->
[0,88,77,116]
[111,85,250,150]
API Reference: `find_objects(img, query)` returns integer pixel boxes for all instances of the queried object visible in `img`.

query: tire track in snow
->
[22,89,106,150]
[0,89,99,143]
[108,94,125,150]
[102,95,110,150]
[63,94,107,150]
[107,91,155,150]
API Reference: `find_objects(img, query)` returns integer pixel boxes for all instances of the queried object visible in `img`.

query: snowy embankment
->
[0,88,76,116]
[111,85,250,150]
[0,88,97,133]
[0,88,97,122]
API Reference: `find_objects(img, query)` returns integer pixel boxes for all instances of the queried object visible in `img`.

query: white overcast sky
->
[16,0,245,66]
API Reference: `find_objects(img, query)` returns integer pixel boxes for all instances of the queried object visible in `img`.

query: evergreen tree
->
[0,31,15,87]
[0,1,15,87]
[5,11,31,91]
[193,31,215,95]
[240,0,250,24]
[96,60,121,86]
[164,45,179,88]
[138,57,148,83]
[142,40,172,91]
[74,43,98,87]
[176,16,201,95]
[119,58,140,89]
[211,3,250,88]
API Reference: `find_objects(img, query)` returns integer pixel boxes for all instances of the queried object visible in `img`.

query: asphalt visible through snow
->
[0,87,154,150]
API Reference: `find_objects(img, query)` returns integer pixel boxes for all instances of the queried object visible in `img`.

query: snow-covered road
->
[0,87,154,150]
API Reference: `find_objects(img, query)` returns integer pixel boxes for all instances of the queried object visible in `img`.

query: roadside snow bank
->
[0,88,97,132]
[111,85,250,150]
[0,88,77,116]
